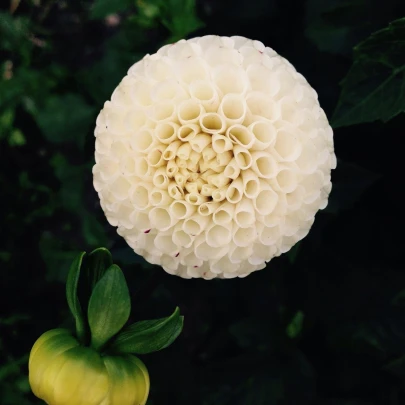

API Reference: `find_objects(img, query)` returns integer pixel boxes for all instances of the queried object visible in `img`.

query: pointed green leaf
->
[110,307,183,354]
[332,17,405,127]
[66,251,87,342]
[77,247,113,333]
[87,248,113,290]
[88,264,131,351]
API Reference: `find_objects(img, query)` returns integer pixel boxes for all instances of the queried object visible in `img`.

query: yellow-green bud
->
[29,329,150,405]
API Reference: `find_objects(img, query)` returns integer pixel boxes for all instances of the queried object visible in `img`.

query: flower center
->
[162,137,233,205]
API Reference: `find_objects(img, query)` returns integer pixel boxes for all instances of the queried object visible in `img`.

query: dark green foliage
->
[88,264,131,350]
[333,17,405,127]
[1,0,405,404]
[110,307,183,354]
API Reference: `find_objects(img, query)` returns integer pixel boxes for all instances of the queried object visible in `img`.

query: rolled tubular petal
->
[251,151,278,179]
[226,178,244,204]
[178,124,200,141]
[130,129,156,153]
[148,101,177,122]
[94,35,336,279]
[241,169,260,199]
[254,182,279,215]
[234,145,253,170]
[206,224,233,247]
[212,133,233,153]
[155,122,179,144]
[213,202,235,225]
[148,207,174,231]
[169,200,196,219]
[163,140,182,160]
[178,99,204,125]
[249,120,277,150]
[224,158,241,180]
[226,125,255,149]
[189,79,220,112]
[218,94,248,126]
[153,167,170,189]
[189,133,212,153]
[212,186,228,202]
[235,198,256,228]
[183,213,210,236]
[199,112,226,134]
[146,147,165,167]
[173,223,195,248]
[273,129,303,162]
[151,78,187,101]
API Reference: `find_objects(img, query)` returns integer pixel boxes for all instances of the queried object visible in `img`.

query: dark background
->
[1,0,405,404]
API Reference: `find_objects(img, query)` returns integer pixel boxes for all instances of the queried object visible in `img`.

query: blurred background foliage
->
[1,0,405,404]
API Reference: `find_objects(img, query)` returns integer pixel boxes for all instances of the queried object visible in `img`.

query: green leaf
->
[88,264,131,351]
[76,248,113,345]
[66,251,87,343]
[35,94,95,147]
[89,0,133,19]
[161,0,204,42]
[286,311,304,339]
[87,248,113,290]
[332,17,405,128]
[110,307,183,354]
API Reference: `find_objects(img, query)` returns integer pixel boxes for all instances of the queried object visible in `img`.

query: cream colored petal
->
[213,202,235,225]
[169,200,196,219]
[190,133,212,152]
[225,178,244,204]
[199,112,226,135]
[177,99,204,125]
[189,79,220,112]
[218,94,248,126]
[148,207,175,231]
[178,123,200,141]
[212,134,233,153]
[155,122,179,144]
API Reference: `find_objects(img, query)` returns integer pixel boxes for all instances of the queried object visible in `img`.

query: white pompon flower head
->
[93,35,337,279]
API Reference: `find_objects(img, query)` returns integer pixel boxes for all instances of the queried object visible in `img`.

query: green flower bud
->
[29,329,150,405]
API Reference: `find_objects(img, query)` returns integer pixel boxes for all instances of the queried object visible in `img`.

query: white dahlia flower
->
[93,35,336,279]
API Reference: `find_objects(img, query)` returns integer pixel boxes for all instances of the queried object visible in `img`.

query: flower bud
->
[29,329,150,405]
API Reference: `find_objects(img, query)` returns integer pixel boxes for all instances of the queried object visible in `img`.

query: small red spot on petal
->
[203,272,207,276]
[175,252,180,257]
[144,229,151,234]
[194,265,199,268]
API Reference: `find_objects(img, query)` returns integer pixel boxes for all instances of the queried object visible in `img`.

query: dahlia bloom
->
[93,35,336,279]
